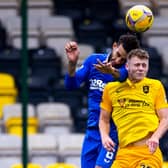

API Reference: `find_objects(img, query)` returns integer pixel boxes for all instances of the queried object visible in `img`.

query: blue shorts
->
[81,128,118,168]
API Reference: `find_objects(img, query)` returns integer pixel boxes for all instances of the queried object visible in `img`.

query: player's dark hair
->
[118,34,140,53]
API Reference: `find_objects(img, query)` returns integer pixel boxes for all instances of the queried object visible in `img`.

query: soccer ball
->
[125,5,154,32]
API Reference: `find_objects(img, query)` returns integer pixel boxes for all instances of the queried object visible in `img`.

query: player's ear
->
[125,62,129,70]
[112,42,117,49]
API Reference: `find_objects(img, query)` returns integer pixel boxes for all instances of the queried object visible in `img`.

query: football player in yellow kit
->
[99,48,168,168]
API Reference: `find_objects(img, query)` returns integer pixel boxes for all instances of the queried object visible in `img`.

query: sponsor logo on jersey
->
[118,98,150,108]
[89,79,106,92]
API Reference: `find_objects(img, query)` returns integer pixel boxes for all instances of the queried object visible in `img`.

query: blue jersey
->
[65,53,128,168]
[65,53,127,130]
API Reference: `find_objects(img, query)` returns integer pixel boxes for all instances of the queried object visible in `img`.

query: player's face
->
[111,43,127,67]
[126,56,149,83]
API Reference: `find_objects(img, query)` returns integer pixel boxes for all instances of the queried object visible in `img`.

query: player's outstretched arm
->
[65,41,80,76]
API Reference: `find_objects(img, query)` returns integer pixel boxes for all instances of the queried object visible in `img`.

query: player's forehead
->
[117,44,127,58]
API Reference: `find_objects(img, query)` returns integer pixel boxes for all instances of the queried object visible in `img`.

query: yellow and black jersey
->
[100,77,168,148]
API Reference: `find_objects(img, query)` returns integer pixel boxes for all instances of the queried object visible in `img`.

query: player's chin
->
[136,75,145,81]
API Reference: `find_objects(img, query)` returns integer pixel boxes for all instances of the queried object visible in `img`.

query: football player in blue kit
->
[64,34,140,168]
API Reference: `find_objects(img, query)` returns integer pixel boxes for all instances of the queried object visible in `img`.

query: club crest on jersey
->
[143,85,149,94]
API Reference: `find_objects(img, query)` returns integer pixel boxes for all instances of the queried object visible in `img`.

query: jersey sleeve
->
[64,55,91,90]
[155,82,168,110]
[100,84,112,113]
[118,65,128,82]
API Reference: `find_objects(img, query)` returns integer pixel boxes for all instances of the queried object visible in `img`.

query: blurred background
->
[0,0,168,168]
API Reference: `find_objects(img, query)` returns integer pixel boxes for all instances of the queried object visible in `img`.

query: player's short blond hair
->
[127,48,149,60]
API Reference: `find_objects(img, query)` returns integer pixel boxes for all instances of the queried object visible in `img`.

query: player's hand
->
[146,137,159,154]
[102,135,116,152]
[93,59,116,74]
[65,41,80,64]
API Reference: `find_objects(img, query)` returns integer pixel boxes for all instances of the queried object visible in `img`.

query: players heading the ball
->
[64,34,140,168]
[99,48,168,168]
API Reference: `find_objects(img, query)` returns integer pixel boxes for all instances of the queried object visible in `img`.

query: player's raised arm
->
[65,41,80,76]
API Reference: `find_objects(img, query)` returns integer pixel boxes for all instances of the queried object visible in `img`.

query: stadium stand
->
[26,74,53,105]
[0,134,21,168]
[156,0,168,16]
[4,16,40,49]
[76,20,107,51]
[53,88,87,132]
[144,36,168,54]
[158,47,168,76]
[36,102,73,135]
[142,45,163,79]
[0,0,19,23]
[3,103,38,136]
[28,133,59,167]
[11,163,42,168]
[118,0,152,16]
[46,163,78,168]
[29,46,62,83]
[26,0,54,17]
[142,16,168,37]
[0,48,21,80]
[39,15,75,74]
[76,43,95,68]
[0,73,18,119]
[57,133,84,167]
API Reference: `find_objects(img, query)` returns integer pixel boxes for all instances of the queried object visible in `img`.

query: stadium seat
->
[53,88,85,108]
[39,15,74,73]
[0,0,18,23]
[28,133,59,166]
[57,133,84,167]
[3,103,38,136]
[77,43,95,68]
[142,45,163,79]
[0,134,21,167]
[159,47,168,75]
[46,163,77,168]
[85,0,121,25]
[11,163,42,168]
[27,74,52,105]
[0,73,18,119]
[76,20,107,50]
[27,0,53,17]
[4,16,40,49]
[40,15,74,38]
[36,102,73,135]
[144,36,168,56]
[0,47,21,78]
[73,107,88,133]
[157,0,168,16]
[141,17,168,55]
[30,46,62,82]
[54,0,84,35]
[118,0,151,16]
[44,36,72,74]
